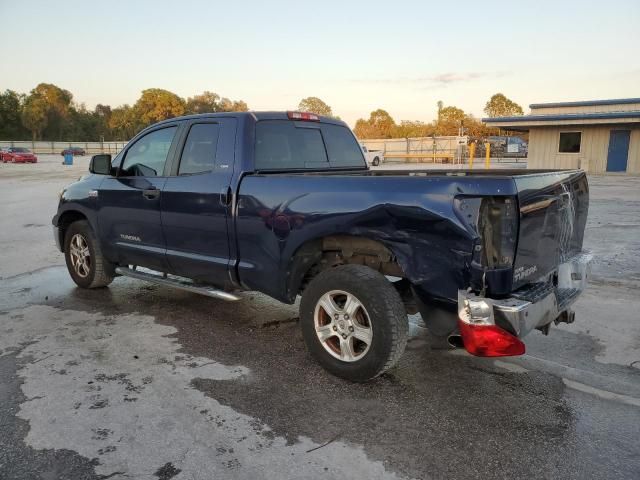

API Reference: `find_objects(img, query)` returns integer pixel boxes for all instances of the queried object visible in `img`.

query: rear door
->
[512,170,589,289]
[161,118,237,285]
[97,124,181,271]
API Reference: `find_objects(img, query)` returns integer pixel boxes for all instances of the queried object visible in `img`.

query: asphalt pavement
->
[0,155,639,479]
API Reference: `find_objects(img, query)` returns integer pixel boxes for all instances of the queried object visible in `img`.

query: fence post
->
[485,143,491,169]
[469,143,475,169]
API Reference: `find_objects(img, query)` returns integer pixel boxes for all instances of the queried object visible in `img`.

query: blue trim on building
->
[529,98,640,109]
[483,111,640,123]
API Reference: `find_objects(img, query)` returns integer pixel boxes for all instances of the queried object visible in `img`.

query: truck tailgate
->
[512,170,589,290]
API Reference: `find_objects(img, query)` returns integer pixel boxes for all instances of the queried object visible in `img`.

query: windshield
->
[255,120,366,171]
[12,148,29,153]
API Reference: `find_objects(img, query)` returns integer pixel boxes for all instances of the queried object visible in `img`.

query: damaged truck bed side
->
[53,111,591,381]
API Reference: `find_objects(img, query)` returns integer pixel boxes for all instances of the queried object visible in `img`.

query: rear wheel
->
[300,265,408,382]
[64,220,114,288]
[372,156,380,166]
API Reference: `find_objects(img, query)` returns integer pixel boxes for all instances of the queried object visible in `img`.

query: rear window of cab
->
[255,120,366,171]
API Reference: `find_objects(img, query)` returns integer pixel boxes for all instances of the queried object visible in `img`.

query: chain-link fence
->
[0,140,128,155]
[359,136,468,164]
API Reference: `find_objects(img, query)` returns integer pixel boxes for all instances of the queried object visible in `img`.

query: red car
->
[60,147,86,157]
[1,147,38,163]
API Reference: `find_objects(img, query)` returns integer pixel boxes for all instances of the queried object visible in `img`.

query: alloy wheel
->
[314,290,373,362]
[69,233,91,278]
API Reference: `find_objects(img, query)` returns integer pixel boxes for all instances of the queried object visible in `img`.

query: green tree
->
[133,88,186,128]
[108,105,138,140]
[484,93,524,117]
[185,91,221,114]
[0,90,27,139]
[435,105,466,135]
[393,120,434,138]
[218,97,248,112]
[20,83,73,139]
[21,95,49,140]
[354,109,396,139]
[185,91,249,114]
[297,97,333,116]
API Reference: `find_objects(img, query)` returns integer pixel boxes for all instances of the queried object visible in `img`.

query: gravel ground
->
[0,156,639,479]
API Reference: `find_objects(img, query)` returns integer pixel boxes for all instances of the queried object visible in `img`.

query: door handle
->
[143,187,160,200]
[220,186,232,206]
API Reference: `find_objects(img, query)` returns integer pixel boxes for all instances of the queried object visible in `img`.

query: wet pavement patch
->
[0,265,639,478]
[0,352,101,480]
[154,462,181,479]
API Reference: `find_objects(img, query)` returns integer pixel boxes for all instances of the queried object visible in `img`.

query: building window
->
[559,132,581,153]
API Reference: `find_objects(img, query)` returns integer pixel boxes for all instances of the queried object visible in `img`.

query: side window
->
[321,123,366,167]
[120,126,177,177]
[178,123,220,175]
[558,132,581,153]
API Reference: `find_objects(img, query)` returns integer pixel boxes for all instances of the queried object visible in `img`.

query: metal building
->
[483,98,640,174]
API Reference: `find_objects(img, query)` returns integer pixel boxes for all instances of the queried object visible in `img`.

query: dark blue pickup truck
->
[53,111,592,381]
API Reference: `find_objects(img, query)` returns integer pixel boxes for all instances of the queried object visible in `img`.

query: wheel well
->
[289,235,406,299]
[57,211,88,250]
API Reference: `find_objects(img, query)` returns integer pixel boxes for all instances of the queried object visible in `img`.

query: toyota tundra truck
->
[52,111,592,381]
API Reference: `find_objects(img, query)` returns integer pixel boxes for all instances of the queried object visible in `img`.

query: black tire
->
[64,220,114,288]
[300,265,408,382]
[372,157,380,166]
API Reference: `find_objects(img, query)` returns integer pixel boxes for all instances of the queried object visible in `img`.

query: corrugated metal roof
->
[483,111,640,123]
[529,98,640,109]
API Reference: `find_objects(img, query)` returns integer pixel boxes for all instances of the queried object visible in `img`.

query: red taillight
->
[458,320,525,357]
[287,111,320,121]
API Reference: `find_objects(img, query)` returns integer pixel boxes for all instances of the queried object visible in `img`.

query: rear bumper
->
[459,251,593,339]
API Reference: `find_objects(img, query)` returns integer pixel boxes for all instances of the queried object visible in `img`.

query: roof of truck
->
[151,111,347,128]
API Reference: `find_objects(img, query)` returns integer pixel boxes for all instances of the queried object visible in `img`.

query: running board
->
[115,267,240,301]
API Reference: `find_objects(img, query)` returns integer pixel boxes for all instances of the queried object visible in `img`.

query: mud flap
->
[412,286,458,337]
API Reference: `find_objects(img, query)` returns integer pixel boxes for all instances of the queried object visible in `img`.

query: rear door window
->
[255,120,365,170]
[178,123,220,175]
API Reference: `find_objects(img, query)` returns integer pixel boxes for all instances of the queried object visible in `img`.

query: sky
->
[1,0,639,126]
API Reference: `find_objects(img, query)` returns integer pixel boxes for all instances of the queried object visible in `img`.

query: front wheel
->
[372,157,380,166]
[64,220,114,288]
[300,265,408,382]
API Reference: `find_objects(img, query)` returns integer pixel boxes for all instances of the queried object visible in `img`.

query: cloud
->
[351,71,504,89]
[429,72,485,84]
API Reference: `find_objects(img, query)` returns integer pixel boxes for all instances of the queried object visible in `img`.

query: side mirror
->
[89,154,112,175]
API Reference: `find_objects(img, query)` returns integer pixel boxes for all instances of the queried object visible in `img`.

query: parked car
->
[61,146,86,156]
[1,147,38,163]
[52,111,591,381]
[361,145,383,166]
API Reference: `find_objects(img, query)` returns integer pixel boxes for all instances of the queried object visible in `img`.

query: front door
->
[161,118,237,285]
[607,130,630,172]
[97,124,180,271]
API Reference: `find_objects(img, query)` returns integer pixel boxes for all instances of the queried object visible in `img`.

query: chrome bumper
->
[459,251,593,338]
